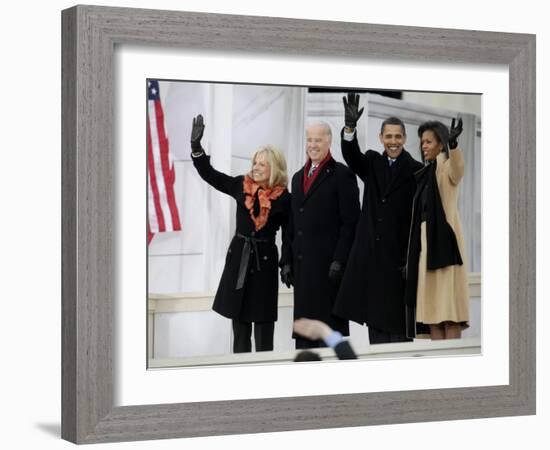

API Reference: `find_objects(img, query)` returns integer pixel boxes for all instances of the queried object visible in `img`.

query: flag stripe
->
[148,99,173,231]
[154,100,181,230]
[147,221,154,245]
[147,119,166,232]
[147,168,159,232]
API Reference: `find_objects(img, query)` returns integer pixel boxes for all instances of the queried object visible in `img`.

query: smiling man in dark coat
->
[281,120,360,349]
[332,93,423,344]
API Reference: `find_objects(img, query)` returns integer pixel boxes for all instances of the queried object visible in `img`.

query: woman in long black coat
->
[190,115,291,353]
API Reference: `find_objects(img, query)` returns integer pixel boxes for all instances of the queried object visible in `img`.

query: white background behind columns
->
[1,0,547,449]
[204,83,234,290]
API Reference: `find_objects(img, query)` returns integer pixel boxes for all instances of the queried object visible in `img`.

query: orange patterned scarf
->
[243,175,285,231]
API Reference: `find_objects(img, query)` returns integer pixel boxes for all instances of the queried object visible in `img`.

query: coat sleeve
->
[341,128,368,181]
[279,192,293,267]
[191,152,241,197]
[447,147,465,185]
[333,166,360,264]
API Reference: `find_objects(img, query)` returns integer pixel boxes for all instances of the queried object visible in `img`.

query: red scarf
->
[303,151,332,194]
[243,175,286,231]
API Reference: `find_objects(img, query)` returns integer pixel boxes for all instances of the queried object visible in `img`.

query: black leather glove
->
[328,261,344,285]
[342,93,364,129]
[190,114,205,154]
[280,264,293,288]
[448,117,463,150]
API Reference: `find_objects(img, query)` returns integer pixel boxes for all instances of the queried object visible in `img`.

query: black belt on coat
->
[235,233,272,290]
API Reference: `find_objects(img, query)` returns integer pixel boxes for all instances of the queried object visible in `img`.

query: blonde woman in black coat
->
[190,115,291,353]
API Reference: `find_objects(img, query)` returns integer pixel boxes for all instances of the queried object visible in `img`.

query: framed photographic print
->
[62,4,535,444]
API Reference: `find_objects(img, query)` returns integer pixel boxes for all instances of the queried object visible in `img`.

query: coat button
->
[297,255,303,260]
[381,198,386,203]
[377,218,383,222]
[375,236,380,241]
[263,256,268,260]
[251,231,256,236]
[297,230,303,236]
[299,207,304,213]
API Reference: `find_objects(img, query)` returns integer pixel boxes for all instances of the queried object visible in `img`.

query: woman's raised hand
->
[190,114,205,154]
[448,117,463,149]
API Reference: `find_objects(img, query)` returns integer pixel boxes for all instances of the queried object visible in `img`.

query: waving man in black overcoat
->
[332,94,423,344]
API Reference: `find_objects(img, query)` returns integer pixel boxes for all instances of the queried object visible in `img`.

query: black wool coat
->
[284,157,360,336]
[192,153,291,323]
[333,132,423,334]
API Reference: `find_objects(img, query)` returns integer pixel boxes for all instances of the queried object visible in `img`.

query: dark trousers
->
[368,326,412,344]
[232,320,275,353]
[295,336,326,350]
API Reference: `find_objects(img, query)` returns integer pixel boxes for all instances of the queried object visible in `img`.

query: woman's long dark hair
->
[418,120,450,162]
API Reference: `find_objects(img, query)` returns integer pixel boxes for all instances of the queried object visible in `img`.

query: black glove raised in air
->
[342,93,364,129]
[448,117,463,150]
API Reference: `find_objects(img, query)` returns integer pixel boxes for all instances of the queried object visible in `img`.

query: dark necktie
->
[387,158,397,183]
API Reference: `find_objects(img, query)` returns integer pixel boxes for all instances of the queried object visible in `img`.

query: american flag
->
[147,80,181,244]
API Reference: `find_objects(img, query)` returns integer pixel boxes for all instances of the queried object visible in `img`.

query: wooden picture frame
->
[61,5,535,444]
